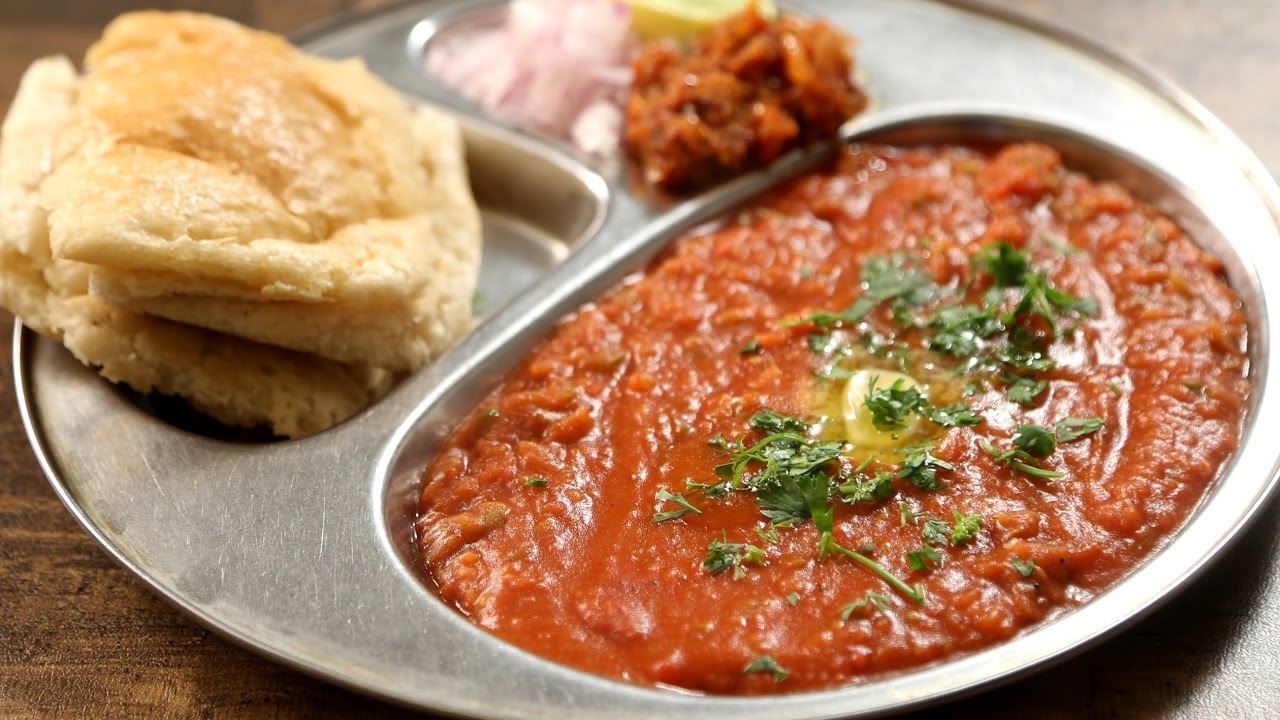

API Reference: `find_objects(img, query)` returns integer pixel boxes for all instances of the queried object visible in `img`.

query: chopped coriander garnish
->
[1012,424,1057,457]
[743,656,789,682]
[837,470,894,504]
[684,410,927,603]
[703,535,767,579]
[797,254,939,327]
[748,409,811,435]
[739,340,763,355]
[522,477,548,487]
[926,303,1004,358]
[686,479,730,499]
[896,445,954,491]
[907,545,942,572]
[786,592,800,606]
[863,377,927,431]
[820,535,925,604]
[899,501,919,527]
[974,240,1028,288]
[1005,271,1097,336]
[950,511,983,545]
[808,332,838,354]
[707,433,737,452]
[1054,416,1105,442]
[653,488,702,523]
[756,525,780,545]
[995,344,1056,373]
[1012,556,1037,577]
[979,439,1065,480]
[757,470,833,527]
[1005,376,1048,406]
[922,402,982,428]
[920,518,950,545]
[840,590,890,620]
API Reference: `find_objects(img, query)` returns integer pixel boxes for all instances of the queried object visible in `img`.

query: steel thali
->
[15,0,1280,717]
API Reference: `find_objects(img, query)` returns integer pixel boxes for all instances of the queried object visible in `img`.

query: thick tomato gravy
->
[415,143,1250,694]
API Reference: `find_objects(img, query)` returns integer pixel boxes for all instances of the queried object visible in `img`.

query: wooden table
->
[2,1,1277,717]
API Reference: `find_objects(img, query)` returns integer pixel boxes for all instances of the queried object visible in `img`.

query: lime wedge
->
[624,0,779,41]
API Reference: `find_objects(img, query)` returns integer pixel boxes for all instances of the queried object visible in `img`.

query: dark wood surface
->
[1,1,1277,718]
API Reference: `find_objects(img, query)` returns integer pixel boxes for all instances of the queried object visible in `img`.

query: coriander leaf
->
[950,511,984,545]
[739,340,763,355]
[974,241,1029,288]
[979,439,1065,480]
[653,488,703,523]
[864,378,927,431]
[707,433,737,453]
[808,332,837,354]
[1005,376,1048,406]
[522,477,548,487]
[907,546,942,572]
[927,303,1004,358]
[897,445,954,491]
[922,402,983,428]
[1012,556,1037,577]
[1005,271,1059,331]
[800,255,940,328]
[757,471,832,529]
[899,500,919,527]
[838,469,895,504]
[816,364,860,380]
[743,656,789,682]
[703,535,767,580]
[685,480,730,499]
[786,592,800,606]
[756,525,780,544]
[1005,272,1096,336]
[749,409,810,435]
[1055,416,1105,442]
[995,344,1056,374]
[1013,424,1057,457]
[862,254,940,307]
[821,536,925,604]
[840,590,890,621]
[921,518,950,545]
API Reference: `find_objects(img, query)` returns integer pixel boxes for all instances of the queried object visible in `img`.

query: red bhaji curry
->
[415,142,1250,694]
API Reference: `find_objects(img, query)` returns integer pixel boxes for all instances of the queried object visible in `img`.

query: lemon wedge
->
[624,0,779,41]
[841,369,925,451]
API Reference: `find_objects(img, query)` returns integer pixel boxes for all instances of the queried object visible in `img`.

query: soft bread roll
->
[0,56,387,437]
[42,11,484,373]
[0,10,481,436]
[87,105,481,372]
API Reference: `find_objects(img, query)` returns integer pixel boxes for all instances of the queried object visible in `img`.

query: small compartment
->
[459,115,610,317]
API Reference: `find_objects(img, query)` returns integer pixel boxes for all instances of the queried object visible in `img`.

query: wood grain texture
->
[0,1,1277,718]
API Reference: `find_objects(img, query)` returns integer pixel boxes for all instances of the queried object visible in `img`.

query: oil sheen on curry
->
[414,142,1250,694]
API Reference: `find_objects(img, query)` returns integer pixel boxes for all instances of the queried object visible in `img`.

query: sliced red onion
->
[427,0,634,157]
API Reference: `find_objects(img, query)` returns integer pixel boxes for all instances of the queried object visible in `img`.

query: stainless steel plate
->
[16,1,1280,718]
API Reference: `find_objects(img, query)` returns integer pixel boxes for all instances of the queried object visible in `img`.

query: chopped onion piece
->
[427,0,634,157]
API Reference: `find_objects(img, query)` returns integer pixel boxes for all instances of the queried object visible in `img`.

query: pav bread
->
[0,12,483,437]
